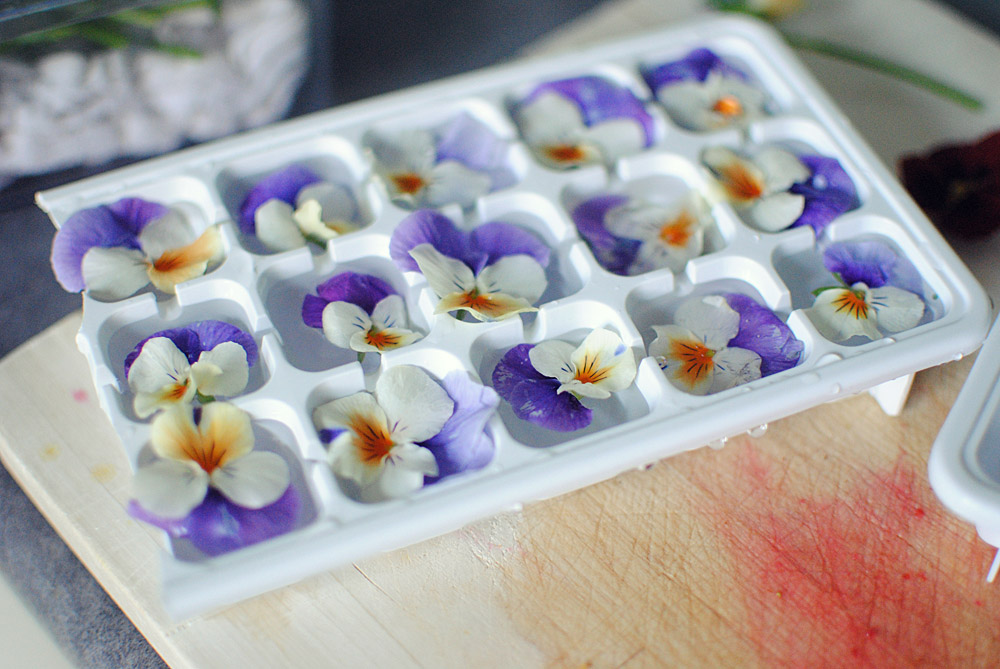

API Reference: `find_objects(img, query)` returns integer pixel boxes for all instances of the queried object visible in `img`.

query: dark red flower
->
[899,130,1000,239]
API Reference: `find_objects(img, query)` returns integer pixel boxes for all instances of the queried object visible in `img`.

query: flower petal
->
[199,402,256,465]
[789,155,858,233]
[564,328,637,397]
[807,287,881,341]
[322,301,372,349]
[389,210,470,272]
[523,77,656,145]
[210,450,290,509]
[132,458,209,519]
[649,324,715,395]
[516,91,587,149]
[291,200,343,243]
[408,243,476,298]
[136,209,196,259]
[420,371,499,481]
[746,192,807,232]
[423,160,493,208]
[146,226,223,293]
[528,340,578,384]
[296,181,358,222]
[185,320,258,368]
[469,222,551,271]
[724,293,803,376]
[310,271,397,320]
[823,240,923,294]
[376,443,438,498]
[571,194,639,275]
[238,164,322,234]
[327,430,379,485]
[754,148,811,192]
[643,48,749,90]
[313,391,384,434]
[869,285,925,333]
[367,127,436,175]
[81,246,151,300]
[190,341,250,398]
[254,199,307,251]
[710,346,762,393]
[376,365,455,444]
[434,112,511,183]
[581,118,648,163]
[492,344,592,431]
[673,295,740,349]
[127,336,192,394]
[476,254,548,305]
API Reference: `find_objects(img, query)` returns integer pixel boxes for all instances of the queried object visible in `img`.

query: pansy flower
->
[703,146,858,234]
[492,328,637,432]
[365,112,516,209]
[130,403,292,535]
[302,271,421,354]
[313,365,498,500]
[650,294,802,395]
[643,48,767,131]
[238,164,359,252]
[512,75,656,169]
[124,320,258,418]
[805,240,926,342]
[390,210,550,322]
[572,191,711,275]
[51,197,223,301]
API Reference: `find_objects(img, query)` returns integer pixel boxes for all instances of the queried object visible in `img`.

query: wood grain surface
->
[3,0,1000,666]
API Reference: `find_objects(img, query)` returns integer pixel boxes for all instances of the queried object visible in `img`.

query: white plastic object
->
[36,15,991,618]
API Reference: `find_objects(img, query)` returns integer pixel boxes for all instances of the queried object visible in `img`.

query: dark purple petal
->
[435,113,510,184]
[124,320,257,376]
[570,194,640,275]
[303,271,398,329]
[823,241,924,295]
[469,222,551,270]
[724,293,803,377]
[421,371,499,482]
[642,48,747,91]
[789,155,859,234]
[523,76,656,147]
[492,344,592,432]
[237,164,322,235]
[128,486,300,557]
[390,210,470,272]
[50,198,166,293]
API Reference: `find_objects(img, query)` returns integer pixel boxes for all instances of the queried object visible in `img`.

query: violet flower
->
[492,329,637,432]
[365,112,516,209]
[643,48,767,131]
[50,197,223,300]
[238,164,359,251]
[806,240,926,342]
[390,210,551,322]
[512,75,656,168]
[124,320,258,418]
[302,272,421,354]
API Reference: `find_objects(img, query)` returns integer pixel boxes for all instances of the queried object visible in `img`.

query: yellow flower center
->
[658,211,695,248]
[364,329,403,350]
[831,290,870,320]
[573,352,611,385]
[391,172,427,195]
[713,95,744,117]
[719,163,764,202]
[544,144,586,164]
[349,417,395,466]
[671,339,715,386]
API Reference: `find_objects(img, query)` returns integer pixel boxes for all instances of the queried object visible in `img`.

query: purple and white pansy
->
[390,210,551,322]
[365,112,516,209]
[313,365,499,500]
[512,76,657,169]
[643,48,767,131]
[302,271,421,354]
[492,328,637,432]
[571,191,711,275]
[128,402,297,556]
[238,164,360,252]
[702,145,858,234]
[649,294,803,395]
[124,320,258,419]
[51,197,223,301]
[805,240,926,342]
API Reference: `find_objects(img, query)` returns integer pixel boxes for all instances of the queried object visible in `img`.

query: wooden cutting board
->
[3,0,1000,666]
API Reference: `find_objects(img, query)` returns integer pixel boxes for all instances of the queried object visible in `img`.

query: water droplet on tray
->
[708,437,728,450]
[747,424,768,438]
[830,383,842,394]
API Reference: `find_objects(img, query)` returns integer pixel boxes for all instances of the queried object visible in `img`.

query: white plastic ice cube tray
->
[36,15,991,618]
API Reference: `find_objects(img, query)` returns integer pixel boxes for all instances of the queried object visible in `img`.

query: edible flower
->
[703,146,857,233]
[643,48,767,131]
[365,112,516,209]
[313,365,498,500]
[806,240,925,342]
[238,164,359,251]
[492,328,636,432]
[124,320,258,418]
[512,75,656,168]
[390,210,550,321]
[573,191,710,275]
[50,197,223,300]
[302,272,421,354]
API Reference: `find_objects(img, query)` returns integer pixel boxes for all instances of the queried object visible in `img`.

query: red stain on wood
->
[72,389,89,403]
[702,442,998,668]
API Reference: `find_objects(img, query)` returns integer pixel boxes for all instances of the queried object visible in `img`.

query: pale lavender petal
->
[238,164,322,234]
[571,194,640,275]
[435,113,511,186]
[304,272,398,329]
[390,210,469,272]
[823,241,924,295]
[642,48,747,90]
[125,320,257,376]
[51,198,166,292]
[522,76,656,147]
[492,344,592,432]
[789,155,859,234]
[421,371,499,482]
[128,486,299,557]
[469,222,551,271]
[724,293,803,376]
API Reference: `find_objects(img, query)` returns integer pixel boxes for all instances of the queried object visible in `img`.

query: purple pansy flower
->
[643,48,766,131]
[313,366,498,501]
[238,164,360,252]
[492,329,637,432]
[806,240,926,342]
[50,197,223,300]
[571,191,711,275]
[301,271,421,353]
[703,145,858,234]
[390,210,551,321]
[365,112,517,209]
[124,320,258,418]
[128,402,294,555]
[513,75,657,168]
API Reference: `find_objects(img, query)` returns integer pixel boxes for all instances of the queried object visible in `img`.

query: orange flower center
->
[574,352,611,385]
[165,381,190,402]
[831,290,870,320]
[364,329,402,350]
[713,95,744,117]
[457,292,504,318]
[544,144,586,164]
[181,434,226,474]
[350,417,395,466]
[720,164,764,202]
[658,212,695,247]
[670,339,715,385]
[391,172,427,195]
